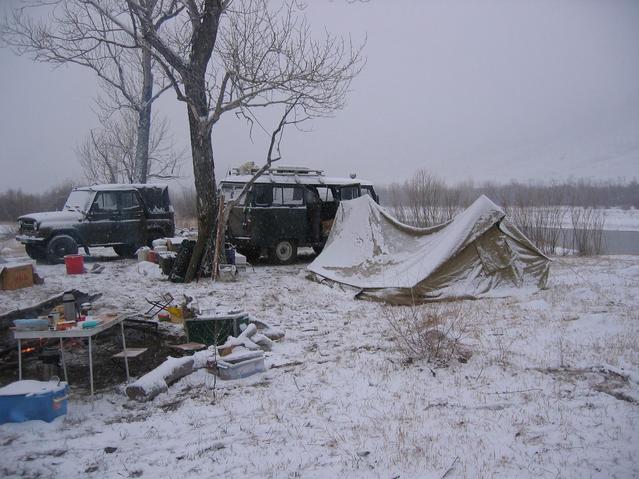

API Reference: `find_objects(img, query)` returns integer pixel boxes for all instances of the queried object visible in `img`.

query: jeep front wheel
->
[269,239,297,265]
[46,235,78,264]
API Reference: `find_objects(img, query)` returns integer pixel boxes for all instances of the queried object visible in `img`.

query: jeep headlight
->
[33,221,39,231]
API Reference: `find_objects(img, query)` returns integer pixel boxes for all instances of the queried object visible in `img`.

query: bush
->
[384,303,473,365]
[172,186,197,227]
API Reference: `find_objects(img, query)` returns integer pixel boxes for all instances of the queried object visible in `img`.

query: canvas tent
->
[307,195,550,304]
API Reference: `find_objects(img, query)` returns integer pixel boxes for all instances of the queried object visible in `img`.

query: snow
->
[222,173,375,186]
[0,224,15,236]
[75,183,169,191]
[17,210,83,225]
[602,208,639,232]
[519,299,550,311]
[128,356,194,397]
[310,195,507,289]
[528,207,639,232]
[0,380,66,397]
[131,260,165,279]
[0,253,638,477]
[390,206,639,232]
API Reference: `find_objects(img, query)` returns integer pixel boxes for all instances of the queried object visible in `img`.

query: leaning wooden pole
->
[212,195,226,281]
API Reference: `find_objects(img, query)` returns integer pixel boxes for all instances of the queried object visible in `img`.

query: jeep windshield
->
[63,190,93,213]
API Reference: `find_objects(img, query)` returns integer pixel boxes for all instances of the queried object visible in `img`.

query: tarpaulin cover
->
[307,195,550,304]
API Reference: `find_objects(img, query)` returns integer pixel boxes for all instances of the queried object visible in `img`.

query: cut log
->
[249,318,285,340]
[240,323,257,339]
[252,333,273,351]
[126,356,194,402]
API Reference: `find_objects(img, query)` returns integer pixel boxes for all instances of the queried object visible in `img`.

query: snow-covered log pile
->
[125,318,285,401]
[125,349,212,401]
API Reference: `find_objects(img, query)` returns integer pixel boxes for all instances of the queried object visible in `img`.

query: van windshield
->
[339,185,360,200]
[361,185,377,202]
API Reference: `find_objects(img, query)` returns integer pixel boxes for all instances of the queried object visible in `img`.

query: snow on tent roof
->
[307,195,550,304]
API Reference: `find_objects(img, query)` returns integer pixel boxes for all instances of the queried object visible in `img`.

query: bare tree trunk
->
[134,47,154,183]
[180,2,223,282]
[184,82,217,283]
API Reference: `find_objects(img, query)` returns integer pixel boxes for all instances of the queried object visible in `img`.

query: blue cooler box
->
[0,380,69,424]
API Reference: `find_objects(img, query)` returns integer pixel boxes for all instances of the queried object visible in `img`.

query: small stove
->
[37,347,61,381]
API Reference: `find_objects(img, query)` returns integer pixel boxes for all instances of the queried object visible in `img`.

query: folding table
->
[14,315,130,397]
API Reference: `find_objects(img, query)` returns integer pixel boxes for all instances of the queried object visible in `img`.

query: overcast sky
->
[0,0,638,193]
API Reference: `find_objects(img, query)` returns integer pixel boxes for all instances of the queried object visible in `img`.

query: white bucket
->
[137,246,150,262]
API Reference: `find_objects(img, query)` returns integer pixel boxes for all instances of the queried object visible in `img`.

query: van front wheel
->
[269,240,297,265]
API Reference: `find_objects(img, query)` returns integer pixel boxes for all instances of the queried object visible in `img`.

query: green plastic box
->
[184,312,250,346]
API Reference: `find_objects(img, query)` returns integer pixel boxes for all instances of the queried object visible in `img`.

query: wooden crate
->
[0,263,34,291]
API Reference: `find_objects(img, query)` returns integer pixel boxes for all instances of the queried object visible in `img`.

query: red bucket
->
[64,255,84,274]
[147,250,158,263]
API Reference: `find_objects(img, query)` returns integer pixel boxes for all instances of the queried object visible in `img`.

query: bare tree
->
[80,0,363,281]
[2,0,173,183]
[77,109,183,184]
[389,169,466,227]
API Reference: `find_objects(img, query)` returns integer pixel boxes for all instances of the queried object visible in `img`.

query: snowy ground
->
[0,248,638,478]
[600,208,639,231]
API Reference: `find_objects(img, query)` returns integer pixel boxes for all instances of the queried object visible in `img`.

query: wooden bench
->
[111,348,148,359]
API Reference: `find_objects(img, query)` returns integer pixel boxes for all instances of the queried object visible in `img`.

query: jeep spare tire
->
[46,235,78,264]
[269,239,297,264]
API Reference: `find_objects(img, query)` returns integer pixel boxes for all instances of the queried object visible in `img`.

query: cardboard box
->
[0,263,34,291]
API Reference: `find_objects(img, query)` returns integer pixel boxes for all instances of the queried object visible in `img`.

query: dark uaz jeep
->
[17,184,175,263]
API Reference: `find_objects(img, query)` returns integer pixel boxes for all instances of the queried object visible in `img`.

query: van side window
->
[316,187,334,202]
[253,184,272,206]
[273,186,304,206]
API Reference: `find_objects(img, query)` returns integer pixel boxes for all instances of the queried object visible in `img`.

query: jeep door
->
[84,191,120,245]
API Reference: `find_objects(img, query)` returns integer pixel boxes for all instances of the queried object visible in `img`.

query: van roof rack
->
[229,165,324,177]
